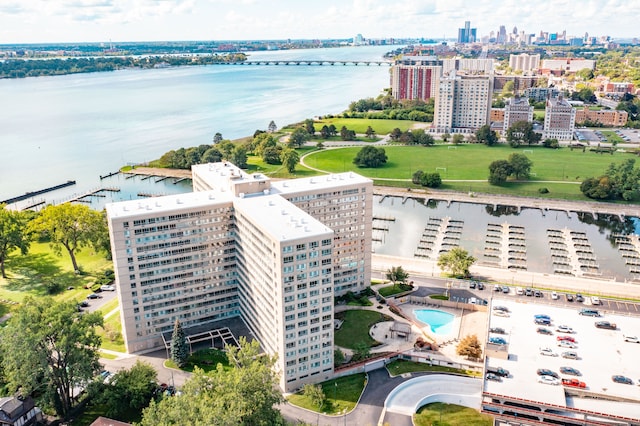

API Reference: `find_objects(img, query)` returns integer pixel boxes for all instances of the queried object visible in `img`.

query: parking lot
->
[484,297,640,419]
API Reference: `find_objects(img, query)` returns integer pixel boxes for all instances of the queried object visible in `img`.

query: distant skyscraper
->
[457,20,477,43]
[497,26,507,44]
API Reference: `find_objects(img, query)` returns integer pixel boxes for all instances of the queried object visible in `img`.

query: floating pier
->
[1,180,76,205]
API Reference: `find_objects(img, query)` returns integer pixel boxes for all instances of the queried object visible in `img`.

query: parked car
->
[562,378,586,388]
[535,314,551,320]
[566,294,574,302]
[493,310,510,318]
[575,294,585,303]
[535,318,551,325]
[557,336,576,343]
[525,288,533,296]
[551,291,558,300]
[612,375,633,385]
[87,293,102,299]
[100,285,115,291]
[79,300,89,308]
[501,286,510,294]
[486,366,510,377]
[540,347,557,357]
[489,327,506,335]
[534,290,543,298]
[537,327,553,335]
[579,308,600,317]
[493,306,509,312]
[486,373,502,382]
[537,369,559,378]
[477,282,485,290]
[623,335,639,343]
[515,287,524,295]
[469,281,476,289]
[562,351,579,360]
[590,296,601,305]
[560,366,581,376]
[556,325,574,334]
[489,337,507,345]
[557,340,576,349]
[595,321,616,330]
[538,375,560,385]
[494,284,502,292]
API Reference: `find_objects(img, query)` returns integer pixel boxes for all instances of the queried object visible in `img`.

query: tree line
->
[0,53,247,79]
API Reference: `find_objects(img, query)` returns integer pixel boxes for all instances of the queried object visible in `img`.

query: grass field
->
[378,283,413,297]
[303,144,637,200]
[165,348,232,374]
[386,360,481,377]
[313,117,418,134]
[334,310,388,349]
[600,130,625,144]
[286,373,366,415]
[414,402,493,426]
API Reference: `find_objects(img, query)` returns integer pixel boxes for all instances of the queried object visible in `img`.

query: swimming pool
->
[414,309,455,335]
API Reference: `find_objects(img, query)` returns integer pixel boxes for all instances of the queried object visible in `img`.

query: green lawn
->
[378,283,413,297]
[600,130,625,144]
[313,118,419,134]
[98,309,126,352]
[0,242,111,303]
[286,373,366,415]
[334,310,389,349]
[165,348,232,374]
[386,360,481,377]
[414,402,493,426]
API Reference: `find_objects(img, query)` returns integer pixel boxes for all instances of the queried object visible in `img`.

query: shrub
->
[538,187,550,194]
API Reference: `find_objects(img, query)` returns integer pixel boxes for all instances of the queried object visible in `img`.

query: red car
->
[557,336,576,343]
[562,378,586,388]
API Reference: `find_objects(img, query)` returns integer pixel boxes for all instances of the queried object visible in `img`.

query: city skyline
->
[0,0,638,44]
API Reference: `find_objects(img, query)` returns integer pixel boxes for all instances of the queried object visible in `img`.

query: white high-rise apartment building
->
[503,97,534,133]
[509,53,540,72]
[106,163,372,391]
[434,73,493,132]
[543,95,576,141]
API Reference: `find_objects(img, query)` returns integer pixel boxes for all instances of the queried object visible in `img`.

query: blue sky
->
[0,0,637,44]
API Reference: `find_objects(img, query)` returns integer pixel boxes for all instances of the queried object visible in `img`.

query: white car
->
[100,285,116,291]
[538,375,560,386]
[493,310,510,317]
[624,335,639,343]
[556,325,574,334]
[540,347,558,357]
[515,287,524,295]
[551,291,558,300]
[591,296,600,305]
[557,340,576,349]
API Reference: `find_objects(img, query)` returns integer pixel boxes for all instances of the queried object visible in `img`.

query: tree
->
[320,125,331,139]
[268,120,277,133]
[386,265,409,284]
[230,145,248,169]
[488,160,513,185]
[139,338,284,426]
[170,319,189,368]
[475,125,498,146]
[281,148,300,173]
[253,133,277,157]
[0,205,31,279]
[202,147,223,163]
[213,132,223,144]
[262,146,282,164]
[412,129,435,146]
[97,361,157,419]
[456,334,482,360]
[437,247,476,278]
[334,348,345,365]
[29,203,105,273]
[581,159,640,201]
[353,146,387,168]
[502,80,515,98]
[352,342,371,362]
[340,126,356,141]
[508,153,533,179]
[412,170,424,185]
[0,297,103,417]
[304,119,315,136]
[542,138,559,149]
[289,127,310,148]
[452,134,464,145]
[217,140,235,161]
[390,127,403,141]
[365,126,376,139]
[506,121,540,147]
[303,384,325,412]
[328,124,337,137]
[441,132,451,143]
[420,172,442,188]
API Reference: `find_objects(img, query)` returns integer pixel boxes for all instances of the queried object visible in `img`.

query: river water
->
[1,45,638,281]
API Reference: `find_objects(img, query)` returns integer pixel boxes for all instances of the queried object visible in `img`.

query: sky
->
[0,0,638,44]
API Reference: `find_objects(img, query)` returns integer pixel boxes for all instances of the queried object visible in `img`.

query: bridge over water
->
[216,60,391,66]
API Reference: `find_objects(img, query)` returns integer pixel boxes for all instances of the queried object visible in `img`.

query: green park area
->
[286,373,366,415]
[302,144,637,200]
[334,310,390,349]
[386,360,481,377]
[600,130,625,144]
[414,402,493,426]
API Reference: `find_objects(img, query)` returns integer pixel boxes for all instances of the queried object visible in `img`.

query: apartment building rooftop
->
[271,172,372,194]
[233,194,333,243]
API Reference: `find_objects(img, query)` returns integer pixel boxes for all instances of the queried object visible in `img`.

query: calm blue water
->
[0,45,395,201]
[414,309,455,335]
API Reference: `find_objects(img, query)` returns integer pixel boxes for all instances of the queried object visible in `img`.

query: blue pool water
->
[414,309,455,335]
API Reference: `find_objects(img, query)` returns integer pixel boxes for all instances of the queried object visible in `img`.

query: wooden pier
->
[99,171,119,180]
[67,187,120,203]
